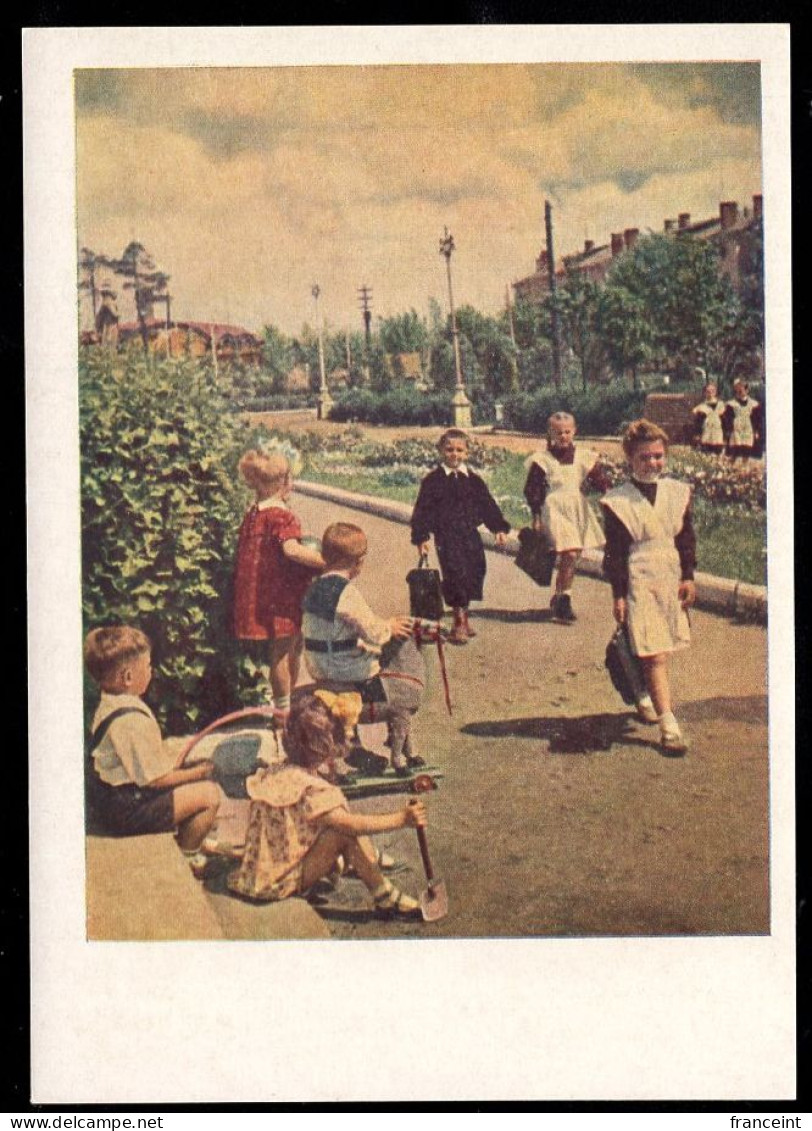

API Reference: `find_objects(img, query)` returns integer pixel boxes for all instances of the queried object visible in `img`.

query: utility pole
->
[357,285,372,384]
[545,200,563,389]
[505,284,517,348]
[439,227,472,429]
[312,284,333,419]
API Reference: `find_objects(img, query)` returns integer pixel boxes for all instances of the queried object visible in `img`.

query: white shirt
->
[90,693,170,787]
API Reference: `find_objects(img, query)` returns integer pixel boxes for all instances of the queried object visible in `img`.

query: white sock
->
[637,694,655,709]
[658,710,681,738]
[274,694,291,711]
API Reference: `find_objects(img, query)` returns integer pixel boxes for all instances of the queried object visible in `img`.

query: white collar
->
[257,494,290,511]
[442,463,469,476]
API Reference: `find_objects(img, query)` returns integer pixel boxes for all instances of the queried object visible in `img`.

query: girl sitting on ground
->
[227,691,427,917]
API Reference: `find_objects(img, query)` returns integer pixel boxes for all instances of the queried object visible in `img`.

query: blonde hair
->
[84,625,151,687]
[321,522,368,569]
[437,428,469,450]
[622,419,670,459]
[238,449,290,494]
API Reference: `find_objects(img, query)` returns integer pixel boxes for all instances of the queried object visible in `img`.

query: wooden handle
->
[416,825,435,884]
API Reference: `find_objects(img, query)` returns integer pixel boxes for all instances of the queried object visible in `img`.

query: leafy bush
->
[596,449,766,510]
[503,386,648,436]
[80,352,262,733]
[329,387,451,426]
[235,393,314,412]
[358,437,509,472]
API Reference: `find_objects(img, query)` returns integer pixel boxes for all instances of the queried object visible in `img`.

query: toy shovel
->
[410,774,448,921]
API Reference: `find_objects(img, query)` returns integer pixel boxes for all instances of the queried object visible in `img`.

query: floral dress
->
[227,763,347,901]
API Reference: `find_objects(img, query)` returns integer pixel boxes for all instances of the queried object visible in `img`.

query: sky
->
[75,62,763,337]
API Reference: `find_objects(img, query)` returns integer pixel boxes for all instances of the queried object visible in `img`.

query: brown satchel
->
[514,526,556,587]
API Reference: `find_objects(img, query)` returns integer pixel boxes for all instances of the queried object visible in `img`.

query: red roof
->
[117,318,261,344]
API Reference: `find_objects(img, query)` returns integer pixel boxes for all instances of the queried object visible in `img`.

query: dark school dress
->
[410,466,510,607]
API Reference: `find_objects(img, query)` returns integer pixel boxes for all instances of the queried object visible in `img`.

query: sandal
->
[373,880,422,918]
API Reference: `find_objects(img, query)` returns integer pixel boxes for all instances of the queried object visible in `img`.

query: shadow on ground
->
[679,694,767,725]
[471,607,552,624]
[461,711,641,753]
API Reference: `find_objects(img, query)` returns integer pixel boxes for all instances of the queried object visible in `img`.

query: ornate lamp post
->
[439,228,472,429]
[311,283,333,420]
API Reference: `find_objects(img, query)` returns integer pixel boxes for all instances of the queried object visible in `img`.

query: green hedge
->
[80,352,270,733]
[502,386,649,435]
[329,387,452,426]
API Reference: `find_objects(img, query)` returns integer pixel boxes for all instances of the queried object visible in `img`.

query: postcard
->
[24,24,794,1104]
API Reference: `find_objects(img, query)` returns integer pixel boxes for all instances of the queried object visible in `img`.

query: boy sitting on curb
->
[84,625,220,877]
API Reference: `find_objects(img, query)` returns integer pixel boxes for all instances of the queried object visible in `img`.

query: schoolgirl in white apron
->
[523,412,609,624]
[692,390,725,452]
[525,447,606,552]
[600,478,692,658]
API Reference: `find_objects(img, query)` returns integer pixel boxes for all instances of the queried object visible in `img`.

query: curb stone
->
[294,479,767,625]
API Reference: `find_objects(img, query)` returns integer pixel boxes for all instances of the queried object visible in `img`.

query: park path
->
[210,489,769,942]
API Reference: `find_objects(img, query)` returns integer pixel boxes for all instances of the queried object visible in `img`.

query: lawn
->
[294,436,767,586]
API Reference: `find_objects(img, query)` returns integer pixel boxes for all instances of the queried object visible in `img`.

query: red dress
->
[233,504,314,640]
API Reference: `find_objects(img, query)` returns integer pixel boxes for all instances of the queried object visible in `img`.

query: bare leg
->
[269,637,297,704]
[287,633,304,691]
[172,782,220,851]
[299,829,384,893]
[641,653,671,716]
[555,550,580,595]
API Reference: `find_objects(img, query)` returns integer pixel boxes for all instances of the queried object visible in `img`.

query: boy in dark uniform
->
[410,429,510,644]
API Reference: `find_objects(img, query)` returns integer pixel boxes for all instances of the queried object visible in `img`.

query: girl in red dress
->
[233,449,324,712]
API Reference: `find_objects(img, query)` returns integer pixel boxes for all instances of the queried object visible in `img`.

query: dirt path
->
[208,491,769,942]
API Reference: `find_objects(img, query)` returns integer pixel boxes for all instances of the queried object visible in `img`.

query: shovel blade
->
[420,879,448,921]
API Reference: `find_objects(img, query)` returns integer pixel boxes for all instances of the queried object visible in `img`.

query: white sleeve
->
[336,585,393,648]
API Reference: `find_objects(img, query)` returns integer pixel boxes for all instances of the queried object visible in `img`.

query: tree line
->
[249,226,763,402]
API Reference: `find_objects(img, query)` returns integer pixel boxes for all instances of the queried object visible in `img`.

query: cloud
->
[75,62,763,333]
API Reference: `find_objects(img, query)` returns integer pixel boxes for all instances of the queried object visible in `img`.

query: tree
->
[261,324,294,393]
[455,305,518,398]
[378,309,429,356]
[606,234,736,379]
[548,273,606,389]
[596,284,653,389]
[113,242,170,355]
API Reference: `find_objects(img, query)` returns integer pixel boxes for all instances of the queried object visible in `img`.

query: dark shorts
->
[87,779,176,837]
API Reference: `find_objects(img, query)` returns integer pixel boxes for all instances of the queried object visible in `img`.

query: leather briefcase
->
[514,526,556,587]
[406,553,445,620]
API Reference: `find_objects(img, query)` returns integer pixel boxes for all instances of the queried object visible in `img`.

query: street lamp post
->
[311,283,333,420]
[439,228,472,429]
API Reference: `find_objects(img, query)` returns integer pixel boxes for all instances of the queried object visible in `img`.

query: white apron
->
[526,447,605,551]
[726,397,759,447]
[692,400,725,446]
[602,478,692,657]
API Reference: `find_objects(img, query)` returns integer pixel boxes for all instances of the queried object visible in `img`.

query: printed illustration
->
[76,62,768,942]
